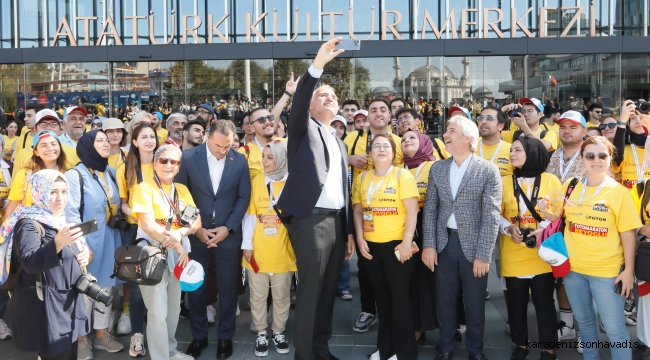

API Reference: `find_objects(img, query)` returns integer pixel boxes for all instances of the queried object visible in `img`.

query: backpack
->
[0,219,45,292]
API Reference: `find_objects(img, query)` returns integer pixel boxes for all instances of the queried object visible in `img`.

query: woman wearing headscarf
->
[401,130,438,342]
[64,130,125,358]
[499,136,561,360]
[4,170,90,360]
[242,141,296,357]
[612,99,650,189]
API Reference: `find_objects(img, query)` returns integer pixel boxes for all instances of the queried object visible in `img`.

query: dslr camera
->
[520,228,538,249]
[75,273,114,307]
[180,205,200,227]
[636,100,650,115]
[508,106,523,118]
[107,214,129,230]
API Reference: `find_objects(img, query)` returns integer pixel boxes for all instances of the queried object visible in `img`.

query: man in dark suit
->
[276,38,356,360]
[175,119,251,359]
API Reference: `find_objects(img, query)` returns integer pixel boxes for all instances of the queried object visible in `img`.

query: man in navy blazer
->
[276,38,355,360]
[175,119,251,359]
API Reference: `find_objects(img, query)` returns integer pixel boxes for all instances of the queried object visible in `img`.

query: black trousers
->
[356,239,377,315]
[436,230,488,357]
[505,273,558,348]
[360,240,417,360]
[37,345,73,360]
[287,211,347,360]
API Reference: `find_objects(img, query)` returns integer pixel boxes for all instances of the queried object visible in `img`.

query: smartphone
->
[70,219,98,236]
[335,39,361,51]
[250,255,260,273]
[614,265,625,295]
[395,242,420,261]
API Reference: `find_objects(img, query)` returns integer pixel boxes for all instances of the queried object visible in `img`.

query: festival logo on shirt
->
[510,215,537,225]
[417,182,427,189]
[497,158,509,164]
[592,203,609,212]
[257,214,282,224]
[568,221,608,237]
[371,207,398,216]
[383,187,396,194]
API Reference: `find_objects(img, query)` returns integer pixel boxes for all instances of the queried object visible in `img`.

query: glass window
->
[1,0,15,47]
[621,54,650,102]
[19,0,40,47]
[264,0,291,42]
[350,0,379,41]
[0,64,25,114]
[322,0,349,39]
[207,0,229,42]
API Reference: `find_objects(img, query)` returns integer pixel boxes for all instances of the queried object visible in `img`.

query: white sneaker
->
[117,313,132,335]
[236,302,241,317]
[369,350,380,360]
[207,305,216,324]
[0,319,12,340]
[557,325,576,340]
[170,351,194,360]
[576,331,583,354]
[388,355,397,360]
[129,333,146,358]
[107,310,117,334]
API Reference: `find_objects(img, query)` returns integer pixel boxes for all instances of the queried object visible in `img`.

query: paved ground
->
[1,255,637,359]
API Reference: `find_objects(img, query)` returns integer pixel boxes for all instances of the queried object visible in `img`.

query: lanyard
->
[512,175,543,224]
[576,176,608,205]
[632,144,646,182]
[267,180,286,211]
[366,166,393,206]
[558,149,581,182]
[414,162,426,182]
[479,140,503,164]
[87,167,116,217]
[153,174,181,221]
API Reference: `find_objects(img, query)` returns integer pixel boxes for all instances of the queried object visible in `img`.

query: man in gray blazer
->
[422,115,502,360]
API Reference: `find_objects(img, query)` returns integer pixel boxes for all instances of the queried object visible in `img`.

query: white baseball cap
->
[353,110,368,119]
[557,111,587,128]
[35,109,62,125]
[519,98,544,113]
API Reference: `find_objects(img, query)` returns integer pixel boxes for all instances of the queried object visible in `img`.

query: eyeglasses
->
[396,115,412,124]
[157,158,180,166]
[584,152,609,161]
[476,115,497,122]
[197,110,212,115]
[255,115,274,124]
[599,123,617,130]
[37,122,60,129]
[372,144,392,151]
[92,122,102,128]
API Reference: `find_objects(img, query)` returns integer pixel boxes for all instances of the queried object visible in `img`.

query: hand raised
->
[285,72,301,95]
[313,38,345,70]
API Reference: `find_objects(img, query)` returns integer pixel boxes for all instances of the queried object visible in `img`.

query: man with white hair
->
[422,115,502,360]
[165,113,188,148]
[59,106,89,148]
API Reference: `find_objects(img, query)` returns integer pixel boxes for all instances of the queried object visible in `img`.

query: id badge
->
[363,209,374,233]
[263,216,279,236]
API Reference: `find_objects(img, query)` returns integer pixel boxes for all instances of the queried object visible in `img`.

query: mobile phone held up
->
[335,39,361,51]
[70,219,99,236]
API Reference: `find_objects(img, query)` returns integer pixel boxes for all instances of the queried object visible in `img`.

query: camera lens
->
[524,237,537,248]
[85,282,114,306]
[640,103,650,115]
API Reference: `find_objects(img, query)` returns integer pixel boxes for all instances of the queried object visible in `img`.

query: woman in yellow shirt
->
[353,134,419,360]
[541,136,640,360]
[612,100,650,188]
[3,119,18,161]
[102,118,128,169]
[5,130,68,222]
[499,136,560,360]
[401,130,437,341]
[242,141,294,356]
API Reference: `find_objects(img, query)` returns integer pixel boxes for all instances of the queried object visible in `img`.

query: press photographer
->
[131,144,201,360]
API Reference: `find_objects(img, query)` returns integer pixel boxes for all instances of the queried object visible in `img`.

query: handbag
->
[538,177,580,244]
[111,238,167,286]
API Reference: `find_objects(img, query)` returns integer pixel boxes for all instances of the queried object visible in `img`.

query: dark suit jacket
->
[175,144,251,249]
[277,70,353,234]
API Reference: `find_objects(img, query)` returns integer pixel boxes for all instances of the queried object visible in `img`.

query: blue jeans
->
[337,260,350,294]
[563,271,631,360]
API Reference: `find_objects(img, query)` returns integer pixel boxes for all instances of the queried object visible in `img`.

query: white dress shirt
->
[309,65,346,210]
[447,154,473,229]
[206,144,226,195]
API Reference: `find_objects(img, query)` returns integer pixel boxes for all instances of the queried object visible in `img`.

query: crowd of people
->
[0,37,649,360]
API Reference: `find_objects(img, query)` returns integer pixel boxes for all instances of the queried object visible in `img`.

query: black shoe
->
[186,338,208,358]
[217,339,233,359]
[539,351,557,360]
[634,345,650,360]
[468,354,488,360]
[436,353,453,359]
[510,347,529,360]
[327,352,340,360]
[180,301,189,319]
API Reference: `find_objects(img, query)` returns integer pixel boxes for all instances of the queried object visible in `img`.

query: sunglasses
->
[477,115,497,122]
[584,152,609,161]
[255,115,274,124]
[599,123,617,130]
[135,121,152,128]
[157,158,180,166]
[92,122,102,127]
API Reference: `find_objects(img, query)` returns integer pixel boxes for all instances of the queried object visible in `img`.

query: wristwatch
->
[227,227,234,234]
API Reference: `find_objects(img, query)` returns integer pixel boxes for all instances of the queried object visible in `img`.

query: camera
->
[180,205,200,227]
[520,228,537,249]
[508,106,523,118]
[75,273,114,307]
[107,215,129,230]
[636,100,650,115]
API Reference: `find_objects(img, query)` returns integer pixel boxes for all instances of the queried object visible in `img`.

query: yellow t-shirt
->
[85,124,91,132]
[8,168,34,206]
[3,136,17,161]
[117,163,155,224]
[563,177,642,278]
[11,145,80,180]
[475,139,513,177]
[237,137,288,182]
[96,104,105,116]
[0,169,9,219]
[612,144,650,189]
[352,167,419,243]
[499,174,561,277]
[502,127,559,151]
[156,128,169,144]
[13,130,33,153]
[431,138,451,160]
[242,174,297,273]
[344,131,404,179]
[407,161,434,210]
[131,179,195,231]
[108,151,128,170]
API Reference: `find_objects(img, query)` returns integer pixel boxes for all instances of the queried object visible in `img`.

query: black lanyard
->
[87,167,118,217]
[512,175,543,225]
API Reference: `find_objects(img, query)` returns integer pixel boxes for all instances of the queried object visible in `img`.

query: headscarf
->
[403,130,435,168]
[0,170,68,284]
[77,130,108,172]
[512,136,549,178]
[265,141,288,181]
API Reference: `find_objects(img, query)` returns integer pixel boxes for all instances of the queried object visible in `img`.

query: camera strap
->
[266,182,283,219]
[87,167,116,218]
[512,175,543,225]
[153,174,182,224]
